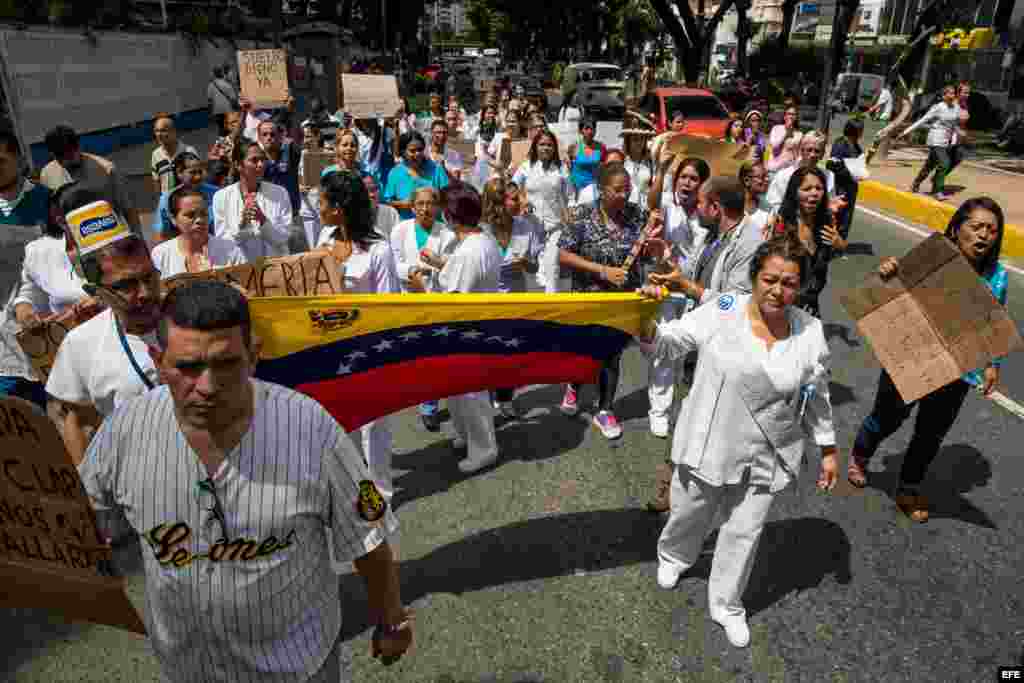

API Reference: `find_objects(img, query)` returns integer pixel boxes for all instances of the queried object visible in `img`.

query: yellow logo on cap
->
[66,201,132,256]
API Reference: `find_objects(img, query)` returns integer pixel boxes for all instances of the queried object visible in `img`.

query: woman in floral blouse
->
[557,161,664,439]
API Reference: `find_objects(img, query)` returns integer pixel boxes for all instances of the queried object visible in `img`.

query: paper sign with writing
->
[18,253,343,382]
[238,49,290,109]
[500,139,532,171]
[301,151,335,188]
[0,397,146,634]
[339,74,401,120]
[840,233,1022,403]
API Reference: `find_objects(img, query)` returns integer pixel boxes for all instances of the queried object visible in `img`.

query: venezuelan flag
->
[251,293,659,431]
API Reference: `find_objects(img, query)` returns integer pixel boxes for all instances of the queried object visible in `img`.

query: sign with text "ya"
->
[0,397,146,634]
[238,49,290,109]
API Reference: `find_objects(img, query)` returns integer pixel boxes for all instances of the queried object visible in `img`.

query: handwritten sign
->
[339,74,401,120]
[238,49,290,109]
[664,134,748,179]
[841,233,1023,403]
[0,397,146,634]
[301,150,335,188]
[500,139,532,171]
[18,253,343,383]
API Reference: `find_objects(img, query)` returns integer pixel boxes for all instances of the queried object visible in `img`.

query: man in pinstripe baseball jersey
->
[78,280,412,682]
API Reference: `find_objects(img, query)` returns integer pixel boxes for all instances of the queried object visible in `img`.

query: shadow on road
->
[844,242,876,257]
[869,443,996,528]
[339,509,852,641]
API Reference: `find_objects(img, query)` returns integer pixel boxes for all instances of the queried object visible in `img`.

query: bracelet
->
[373,620,409,638]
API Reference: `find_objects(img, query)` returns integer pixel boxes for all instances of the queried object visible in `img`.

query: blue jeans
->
[0,376,47,410]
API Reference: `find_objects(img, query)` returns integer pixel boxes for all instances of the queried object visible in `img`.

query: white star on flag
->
[346,350,367,361]
[399,331,422,342]
[503,338,523,348]
[433,326,454,336]
[373,339,395,352]
[486,336,505,343]
[461,330,483,340]
[337,361,353,375]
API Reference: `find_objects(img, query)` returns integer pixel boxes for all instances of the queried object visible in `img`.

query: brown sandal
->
[847,451,869,488]
[895,489,929,523]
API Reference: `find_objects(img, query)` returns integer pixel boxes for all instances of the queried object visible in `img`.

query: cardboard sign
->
[339,74,401,120]
[18,253,343,383]
[840,233,1023,403]
[0,397,146,634]
[500,138,532,171]
[663,134,748,179]
[301,151,335,188]
[238,49,290,109]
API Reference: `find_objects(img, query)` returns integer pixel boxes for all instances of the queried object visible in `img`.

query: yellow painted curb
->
[859,180,1024,261]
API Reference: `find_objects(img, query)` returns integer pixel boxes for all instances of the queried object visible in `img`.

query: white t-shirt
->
[78,380,398,683]
[14,236,90,316]
[659,189,708,279]
[45,308,159,416]
[151,235,248,278]
[315,231,401,294]
[512,161,570,231]
[438,231,503,294]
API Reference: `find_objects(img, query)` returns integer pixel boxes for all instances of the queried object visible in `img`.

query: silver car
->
[560,62,625,120]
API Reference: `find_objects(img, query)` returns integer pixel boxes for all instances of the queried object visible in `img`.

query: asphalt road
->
[3,208,1023,683]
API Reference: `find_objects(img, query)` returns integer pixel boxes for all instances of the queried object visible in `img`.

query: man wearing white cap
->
[45,187,162,467]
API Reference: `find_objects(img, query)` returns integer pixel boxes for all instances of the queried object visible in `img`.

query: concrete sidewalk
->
[860,154,1024,262]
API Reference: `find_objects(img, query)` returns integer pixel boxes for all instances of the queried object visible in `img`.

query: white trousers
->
[539,229,571,294]
[448,390,499,462]
[657,466,775,621]
[359,417,394,501]
[647,299,688,419]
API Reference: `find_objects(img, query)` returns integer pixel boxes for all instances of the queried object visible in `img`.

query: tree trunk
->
[736,0,750,76]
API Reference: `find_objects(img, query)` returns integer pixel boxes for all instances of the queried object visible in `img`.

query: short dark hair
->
[431,119,448,132]
[704,176,745,214]
[749,235,812,288]
[320,169,379,247]
[45,183,74,238]
[579,116,597,132]
[157,279,251,350]
[169,187,205,217]
[45,125,79,160]
[946,196,1005,275]
[444,182,483,226]
[206,159,230,184]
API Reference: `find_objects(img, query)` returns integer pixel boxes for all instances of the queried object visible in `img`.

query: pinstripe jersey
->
[79,379,398,682]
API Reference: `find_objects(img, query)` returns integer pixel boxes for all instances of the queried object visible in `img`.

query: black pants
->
[912,146,953,194]
[570,351,623,412]
[853,369,971,487]
[837,183,859,241]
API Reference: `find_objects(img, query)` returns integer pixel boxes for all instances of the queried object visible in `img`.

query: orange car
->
[645,87,731,138]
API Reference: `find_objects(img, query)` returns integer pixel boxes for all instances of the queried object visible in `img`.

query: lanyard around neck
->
[114,315,155,390]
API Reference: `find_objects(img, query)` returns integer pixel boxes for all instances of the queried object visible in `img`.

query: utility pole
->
[816,0,860,134]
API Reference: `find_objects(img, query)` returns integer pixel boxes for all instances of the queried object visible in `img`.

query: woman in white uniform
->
[644,153,711,438]
[13,185,93,323]
[301,173,400,250]
[512,129,570,293]
[151,188,247,277]
[638,235,840,649]
[436,184,503,474]
[481,177,544,417]
[212,139,292,260]
[315,169,403,502]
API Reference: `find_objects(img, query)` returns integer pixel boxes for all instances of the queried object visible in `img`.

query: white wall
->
[0,28,268,144]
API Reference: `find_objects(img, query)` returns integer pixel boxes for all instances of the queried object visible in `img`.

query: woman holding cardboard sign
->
[848,198,1008,523]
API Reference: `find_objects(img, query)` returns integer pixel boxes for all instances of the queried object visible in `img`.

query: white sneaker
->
[712,614,751,648]
[650,414,670,439]
[458,451,498,474]
[656,562,683,590]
